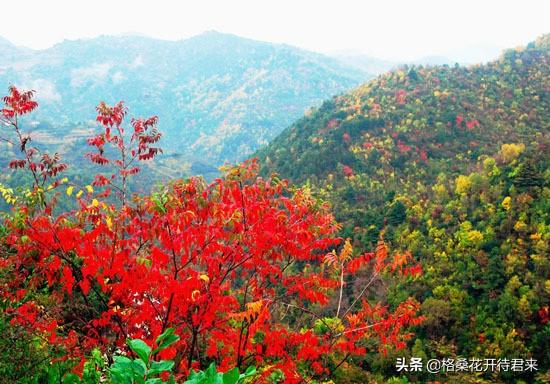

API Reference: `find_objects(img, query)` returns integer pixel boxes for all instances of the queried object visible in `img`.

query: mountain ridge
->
[257,34,549,186]
[0,31,369,173]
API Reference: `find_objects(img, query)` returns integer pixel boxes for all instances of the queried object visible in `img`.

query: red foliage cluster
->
[455,114,480,130]
[456,114,464,128]
[539,306,549,325]
[342,165,354,177]
[396,140,412,153]
[1,85,38,118]
[86,100,162,204]
[395,89,407,105]
[1,87,423,382]
[466,119,480,130]
[0,86,67,194]
[327,118,340,129]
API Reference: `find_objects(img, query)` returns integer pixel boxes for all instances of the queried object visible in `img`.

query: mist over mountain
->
[332,43,506,75]
[0,31,368,172]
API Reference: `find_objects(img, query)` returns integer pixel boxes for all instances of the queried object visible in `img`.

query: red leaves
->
[80,278,91,296]
[39,153,67,178]
[87,134,106,148]
[87,101,163,204]
[395,89,407,105]
[96,101,127,128]
[346,252,374,274]
[9,302,39,327]
[1,85,38,117]
[86,153,110,165]
[1,86,68,201]
[8,160,26,169]
[456,114,480,130]
[539,306,549,325]
[92,174,112,186]
[1,108,15,119]
[1,160,423,380]
[326,118,339,129]
[396,140,412,153]
[1,88,423,381]
[466,118,480,130]
[362,141,373,149]
[456,114,464,127]
[419,149,428,162]
[62,266,75,294]
[342,165,354,177]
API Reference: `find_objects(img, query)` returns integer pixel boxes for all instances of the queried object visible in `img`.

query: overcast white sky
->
[1,0,548,61]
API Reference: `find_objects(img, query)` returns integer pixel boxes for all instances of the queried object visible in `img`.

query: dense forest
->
[257,34,550,383]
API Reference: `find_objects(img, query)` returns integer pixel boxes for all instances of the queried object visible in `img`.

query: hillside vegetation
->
[257,35,550,383]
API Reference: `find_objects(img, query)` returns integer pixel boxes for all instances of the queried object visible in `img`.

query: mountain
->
[334,53,457,74]
[0,31,369,172]
[333,44,506,76]
[257,35,550,381]
[409,55,454,66]
[331,52,397,74]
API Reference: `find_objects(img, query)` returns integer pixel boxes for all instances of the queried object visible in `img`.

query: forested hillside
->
[257,34,550,383]
[0,31,367,169]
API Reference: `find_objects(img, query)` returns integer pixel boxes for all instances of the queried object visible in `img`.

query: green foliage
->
[14,329,256,384]
[109,328,180,384]
[56,349,104,384]
[0,319,52,384]
[184,364,256,384]
[44,329,181,384]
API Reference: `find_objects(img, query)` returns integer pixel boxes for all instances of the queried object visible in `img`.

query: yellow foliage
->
[499,143,525,163]
[455,175,471,195]
[518,295,531,318]
[0,183,17,205]
[191,290,200,302]
[506,275,521,293]
[199,274,210,283]
[231,300,264,324]
[432,183,447,199]
[467,230,483,244]
[529,233,541,241]
[105,216,113,230]
[324,238,353,269]
[514,220,528,232]
[340,238,353,262]
[501,196,512,211]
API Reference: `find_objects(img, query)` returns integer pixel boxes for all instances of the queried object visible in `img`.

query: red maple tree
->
[1,87,422,382]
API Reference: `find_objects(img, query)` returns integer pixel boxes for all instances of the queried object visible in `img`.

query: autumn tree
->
[0,87,423,383]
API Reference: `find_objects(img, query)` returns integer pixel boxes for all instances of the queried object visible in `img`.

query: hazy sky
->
[1,0,548,61]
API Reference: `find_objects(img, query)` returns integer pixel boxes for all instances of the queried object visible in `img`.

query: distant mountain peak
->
[0,31,368,174]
